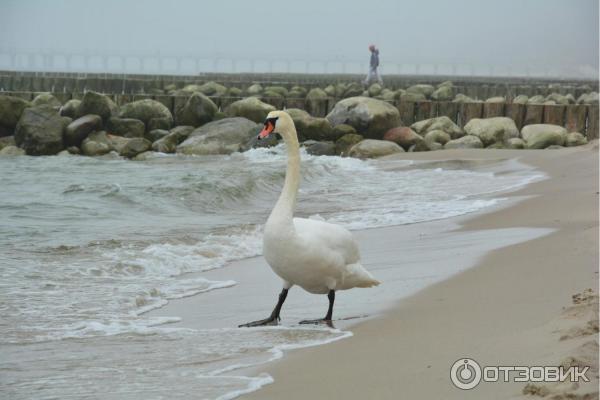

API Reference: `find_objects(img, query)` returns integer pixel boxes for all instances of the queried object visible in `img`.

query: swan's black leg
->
[239,288,288,327]
[325,289,335,320]
[299,290,335,327]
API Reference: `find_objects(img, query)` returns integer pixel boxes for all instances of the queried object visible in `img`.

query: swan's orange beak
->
[258,120,275,140]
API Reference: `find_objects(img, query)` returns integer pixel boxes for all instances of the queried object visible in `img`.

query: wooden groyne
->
[1,70,598,139]
[1,70,597,99]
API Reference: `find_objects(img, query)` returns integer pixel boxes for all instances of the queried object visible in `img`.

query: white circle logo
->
[450,358,482,390]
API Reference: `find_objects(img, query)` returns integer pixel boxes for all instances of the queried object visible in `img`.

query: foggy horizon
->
[0,0,598,79]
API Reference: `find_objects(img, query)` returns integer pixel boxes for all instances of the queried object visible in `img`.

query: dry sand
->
[242,143,599,399]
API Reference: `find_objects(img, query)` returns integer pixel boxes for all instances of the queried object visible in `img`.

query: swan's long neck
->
[268,124,300,224]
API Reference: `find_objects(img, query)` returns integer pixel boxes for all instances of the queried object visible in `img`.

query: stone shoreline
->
[0,79,597,159]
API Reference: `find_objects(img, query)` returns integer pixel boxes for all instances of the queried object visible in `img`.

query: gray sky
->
[0,0,598,77]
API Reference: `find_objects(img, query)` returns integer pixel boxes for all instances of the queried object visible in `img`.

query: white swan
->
[240,110,379,327]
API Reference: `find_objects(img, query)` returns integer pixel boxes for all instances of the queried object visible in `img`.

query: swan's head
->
[258,110,295,141]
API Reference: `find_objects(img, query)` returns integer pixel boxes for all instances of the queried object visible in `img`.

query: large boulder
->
[378,89,396,102]
[0,95,31,136]
[224,97,275,123]
[576,92,598,105]
[521,124,567,149]
[169,125,195,142]
[177,117,259,155]
[118,99,173,130]
[424,130,451,146]
[383,127,424,151]
[564,132,588,147]
[107,117,145,138]
[59,99,81,119]
[288,86,307,98]
[119,137,152,158]
[77,91,117,122]
[546,93,569,105]
[453,93,478,103]
[0,135,15,151]
[196,81,228,97]
[431,85,453,101]
[342,82,364,98]
[64,114,103,147]
[152,132,179,153]
[406,84,435,98]
[444,135,483,149]
[527,95,546,104]
[304,140,337,156]
[285,109,336,141]
[264,86,288,97]
[81,131,112,156]
[0,145,25,156]
[411,116,463,139]
[245,83,263,96]
[368,83,383,97]
[305,88,329,116]
[512,95,529,104]
[326,97,401,139]
[485,96,505,103]
[146,129,170,143]
[14,106,71,155]
[32,93,62,108]
[464,117,520,147]
[400,91,427,102]
[506,138,526,149]
[348,139,404,159]
[335,133,364,156]
[175,92,218,127]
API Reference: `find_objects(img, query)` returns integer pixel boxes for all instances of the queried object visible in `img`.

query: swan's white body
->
[262,111,379,294]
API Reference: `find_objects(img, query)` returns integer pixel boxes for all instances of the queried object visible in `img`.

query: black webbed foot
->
[239,316,280,328]
[298,318,334,328]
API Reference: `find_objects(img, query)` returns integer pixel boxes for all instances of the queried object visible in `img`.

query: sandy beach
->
[234,143,599,399]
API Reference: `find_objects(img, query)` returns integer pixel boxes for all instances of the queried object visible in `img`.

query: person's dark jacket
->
[370,50,379,68]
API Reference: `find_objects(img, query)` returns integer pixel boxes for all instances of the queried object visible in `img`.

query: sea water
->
[0,147,543,399]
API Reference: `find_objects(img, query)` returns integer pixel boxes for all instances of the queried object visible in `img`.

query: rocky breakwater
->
[0,90,592,160]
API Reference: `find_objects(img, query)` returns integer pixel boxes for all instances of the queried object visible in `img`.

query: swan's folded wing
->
[292,217,360,265]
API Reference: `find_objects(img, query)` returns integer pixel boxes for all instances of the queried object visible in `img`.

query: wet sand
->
[240,143,599,399]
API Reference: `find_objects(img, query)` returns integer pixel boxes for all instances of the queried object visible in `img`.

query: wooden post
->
[564,105,587,133]
[459,102,483,127]
[543,104,566,126]
[114,94,133,106]
[506,103,526,130]
[523,104,544,126]
[397,100,416,126]
[587,105,599,140]
[483,102,505,118]
[415,101,433,122]
[285,97,305,110]
[437,101,459,124]
[132,94,152,102]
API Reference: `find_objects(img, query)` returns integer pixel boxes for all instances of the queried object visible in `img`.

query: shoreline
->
[240,144,599,399]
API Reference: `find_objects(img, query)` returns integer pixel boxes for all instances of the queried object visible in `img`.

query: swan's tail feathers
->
[345,263,380,289]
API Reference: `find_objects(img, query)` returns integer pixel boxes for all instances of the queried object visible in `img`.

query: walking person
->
[363,44,383,87]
